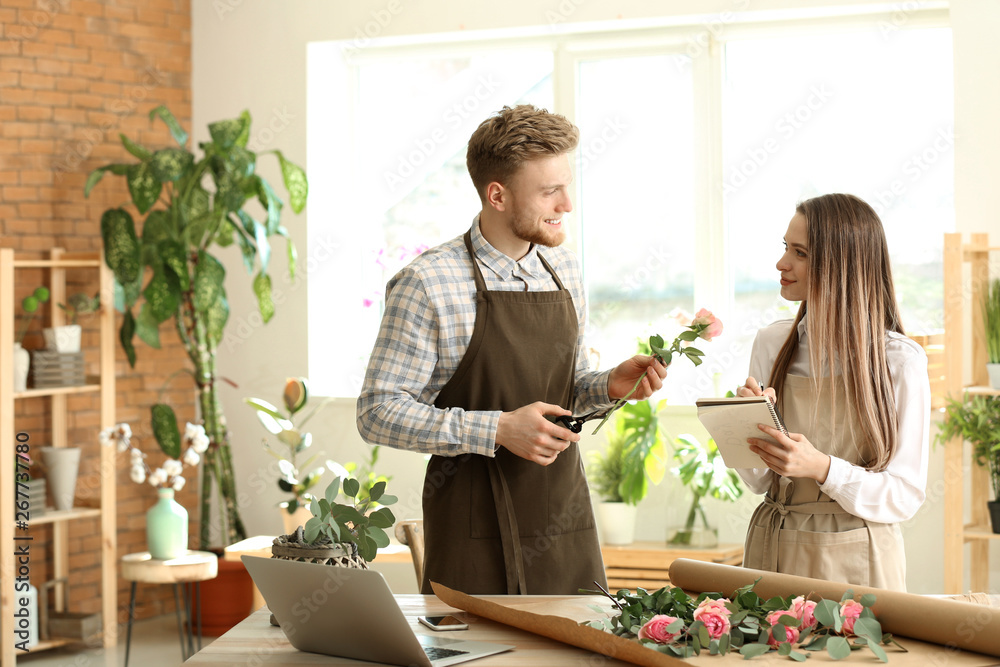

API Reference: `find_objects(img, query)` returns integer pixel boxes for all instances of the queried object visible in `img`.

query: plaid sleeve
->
[356,261,499,457]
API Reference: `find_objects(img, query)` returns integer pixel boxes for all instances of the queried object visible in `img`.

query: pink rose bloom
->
[789,596,817,630]
[840,599,864,635]
[638,615,682,644]
[765,609,800,647]
[693,598,732,639]
[691,308,723,340]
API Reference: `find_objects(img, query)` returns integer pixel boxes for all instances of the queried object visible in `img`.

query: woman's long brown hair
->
[768,194,904,471]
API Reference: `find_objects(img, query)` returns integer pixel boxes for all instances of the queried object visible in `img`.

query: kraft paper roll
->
[667,559,1000,658]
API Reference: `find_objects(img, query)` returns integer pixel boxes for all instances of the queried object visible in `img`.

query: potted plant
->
[13,286,50,391]
[984,278,1000,389]
[271,475,398,568]
[84,105,308,549]
[44,292,100,353]
[666,434,744,548]
[587,398,668,545]
[245,377,333,534]
[936,394,1000,532]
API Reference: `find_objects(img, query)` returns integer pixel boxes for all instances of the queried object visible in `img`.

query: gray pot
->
[40,447,81,511]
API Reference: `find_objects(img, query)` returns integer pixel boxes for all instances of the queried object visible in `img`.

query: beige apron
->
[743,374,907,591]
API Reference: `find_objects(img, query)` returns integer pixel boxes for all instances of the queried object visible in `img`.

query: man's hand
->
[607,355,667,401]
[496,402,579,466]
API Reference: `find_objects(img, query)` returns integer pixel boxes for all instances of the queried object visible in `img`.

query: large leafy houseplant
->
[84,105,308,548]
[587,399,668,506]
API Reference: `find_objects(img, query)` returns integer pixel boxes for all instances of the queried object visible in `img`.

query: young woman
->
[735,193,930,592]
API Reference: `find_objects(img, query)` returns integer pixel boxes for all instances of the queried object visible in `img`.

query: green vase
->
[146,488,188,559]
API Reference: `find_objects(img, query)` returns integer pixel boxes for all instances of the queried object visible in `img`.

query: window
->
[308,12,953,402]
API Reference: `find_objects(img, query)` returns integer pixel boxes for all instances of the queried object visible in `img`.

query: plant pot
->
[146,488,188,559]
[989,500,1000,534]
[13,342,30,392]
[191,554,255,636]
[595,502,638,546]
[270,528,369,569]
[988,364,1000,390]
[40,446,81,511]
[280,503,313,535]
[666,525,719,548]
[43,324,82,353]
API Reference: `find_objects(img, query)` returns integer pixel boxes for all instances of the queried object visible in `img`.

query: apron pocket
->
[776,526,871,587]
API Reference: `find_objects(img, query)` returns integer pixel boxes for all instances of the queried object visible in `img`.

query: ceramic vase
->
[13,342,29,392]
[988,363,1000,390]
[40,446,81,511]
[146,487,188,559]
[595,501,638,546]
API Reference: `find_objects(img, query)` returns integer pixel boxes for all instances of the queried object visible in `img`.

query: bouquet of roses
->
[586,581,901,662]
[592,309,723,434]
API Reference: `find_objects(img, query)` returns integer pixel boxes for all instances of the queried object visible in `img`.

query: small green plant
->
[936,394,1000,500]
[304,475,398,562]
[587,399,667,505]
[985,279,1000,364]
[667,434,744,545]
[343,445,392,505]
[58,292,100,325]
[245,377,332,515]
[16,287,50,344]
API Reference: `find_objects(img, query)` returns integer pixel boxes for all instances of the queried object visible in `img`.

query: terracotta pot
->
[190,554,254,636]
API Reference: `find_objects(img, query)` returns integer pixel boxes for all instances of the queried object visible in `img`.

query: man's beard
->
[510,211,565,248]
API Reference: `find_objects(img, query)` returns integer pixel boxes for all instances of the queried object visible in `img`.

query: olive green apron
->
[420,231,606,595]
[743,374,907,591]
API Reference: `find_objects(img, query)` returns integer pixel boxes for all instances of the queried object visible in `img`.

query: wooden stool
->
[120,551,218,666]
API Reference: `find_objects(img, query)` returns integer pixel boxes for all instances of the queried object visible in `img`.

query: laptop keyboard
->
[424,646,470,661]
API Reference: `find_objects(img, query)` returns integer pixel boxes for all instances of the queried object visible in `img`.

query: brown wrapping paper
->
[668,559,1000,658]
[432,581,690,667]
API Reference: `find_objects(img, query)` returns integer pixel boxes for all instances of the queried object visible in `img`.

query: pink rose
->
[638,615,683,644]
[765,609,800,647]
[691,308,723,340]
[840,599,864,635]
[669,308,694,327]
[693,598,732,639]
[789,596,817,630]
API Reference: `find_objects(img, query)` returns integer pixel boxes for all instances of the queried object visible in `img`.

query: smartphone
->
[418,614,469,631]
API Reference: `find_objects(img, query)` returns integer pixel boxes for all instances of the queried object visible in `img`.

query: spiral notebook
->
[695,396,788,468]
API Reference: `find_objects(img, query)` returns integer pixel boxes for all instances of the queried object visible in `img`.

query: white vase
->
[13,342,29,392]
[988,363,1000,390]
[596,501,638,546]
[40,446,81,511]
[43,324,82,353]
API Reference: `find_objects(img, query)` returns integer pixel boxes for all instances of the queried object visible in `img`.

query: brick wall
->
[1,0,195,625]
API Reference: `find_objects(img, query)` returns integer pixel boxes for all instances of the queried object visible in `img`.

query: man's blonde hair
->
[466,105,579,202]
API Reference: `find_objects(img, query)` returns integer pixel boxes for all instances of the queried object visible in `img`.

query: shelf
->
[962,386,1000,396]
[13,258,102,269]
[28,507,102,526]
[28,637,81,653]
[15,379,101,400]
[963,525,1000,541]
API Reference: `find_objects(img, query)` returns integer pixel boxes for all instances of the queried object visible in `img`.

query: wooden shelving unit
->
[942,232,998,593]
[1,248,117,664]
[601,542,744,591]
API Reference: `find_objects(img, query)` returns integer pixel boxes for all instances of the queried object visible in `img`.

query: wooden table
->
[183,593,998,666]
[601,542,743,591]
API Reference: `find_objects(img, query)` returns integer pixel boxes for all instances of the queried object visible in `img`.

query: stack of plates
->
[22,478,47,517]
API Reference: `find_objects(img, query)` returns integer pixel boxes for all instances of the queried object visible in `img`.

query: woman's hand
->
[736,376,776,403]
[748,424,831,483]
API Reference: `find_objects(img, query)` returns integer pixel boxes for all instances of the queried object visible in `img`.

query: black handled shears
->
[547,410,613,434]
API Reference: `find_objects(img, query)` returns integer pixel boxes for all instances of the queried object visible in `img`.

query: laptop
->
[242,555,514,666]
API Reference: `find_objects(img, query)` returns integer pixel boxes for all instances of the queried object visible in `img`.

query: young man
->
[356,105,666,595]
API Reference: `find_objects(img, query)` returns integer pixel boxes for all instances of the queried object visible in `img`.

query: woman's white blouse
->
[737,318,931,524]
